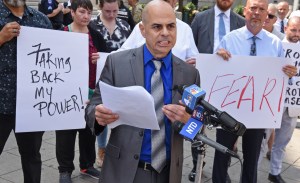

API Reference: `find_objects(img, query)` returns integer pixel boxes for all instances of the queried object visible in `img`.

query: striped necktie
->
[280,20,284,33]
[151,60,166,173]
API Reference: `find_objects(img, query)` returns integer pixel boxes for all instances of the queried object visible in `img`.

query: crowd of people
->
[0,0,299,183]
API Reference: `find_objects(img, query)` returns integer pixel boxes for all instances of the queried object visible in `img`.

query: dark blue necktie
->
[250,36,257,56]
[219,13,226,41]
[280,20,284,33]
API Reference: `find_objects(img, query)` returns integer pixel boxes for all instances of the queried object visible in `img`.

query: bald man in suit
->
[85,1,200,183]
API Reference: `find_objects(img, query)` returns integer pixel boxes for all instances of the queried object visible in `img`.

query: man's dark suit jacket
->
[85,46,200,183]
[191,7,245,53]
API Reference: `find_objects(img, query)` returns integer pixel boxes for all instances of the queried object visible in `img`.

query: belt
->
[138,161,156,171]
[138,161,170,172]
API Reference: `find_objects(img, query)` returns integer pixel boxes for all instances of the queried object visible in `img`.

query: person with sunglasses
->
[262,4,285,40]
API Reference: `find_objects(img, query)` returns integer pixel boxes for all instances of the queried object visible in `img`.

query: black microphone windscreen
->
[173,85,186,95]
[173,121,184,132]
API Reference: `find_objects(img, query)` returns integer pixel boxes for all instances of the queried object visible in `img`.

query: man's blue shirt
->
[140,45,173,163]
[217,26,284,57]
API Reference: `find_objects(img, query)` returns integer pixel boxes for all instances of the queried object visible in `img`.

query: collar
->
[244,26,264,41]
[143,44,172,69]
[283,37,300,44]
[97,15,120,29]
[214,4,230,18]
[278,17,287,22]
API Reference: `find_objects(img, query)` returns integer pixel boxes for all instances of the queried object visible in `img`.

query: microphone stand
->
[193,139,206,183]
[194,112,210,183]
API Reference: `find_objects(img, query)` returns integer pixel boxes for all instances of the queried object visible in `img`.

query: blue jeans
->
[97,126,108,148]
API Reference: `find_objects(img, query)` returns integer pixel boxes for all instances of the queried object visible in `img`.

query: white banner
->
[282,42,300,108]
[196,54,290,128]
[16,26,89,132]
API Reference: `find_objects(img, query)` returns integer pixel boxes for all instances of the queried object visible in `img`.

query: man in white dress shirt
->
[214,0,297,182]
[117,0,199,64]
[274,1,289,34]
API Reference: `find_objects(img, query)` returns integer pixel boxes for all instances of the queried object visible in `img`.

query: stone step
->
[26,1,39,9]
[26,1,39,6]
[27,0,40,2]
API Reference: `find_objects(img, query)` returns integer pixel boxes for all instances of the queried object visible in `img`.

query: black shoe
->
[80,166,100,179]
[59,172,72,183]
[268,173,286,183]
[188,169,196,182]
[226,173,231,183]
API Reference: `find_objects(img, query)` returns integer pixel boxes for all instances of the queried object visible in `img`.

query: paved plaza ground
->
[1,125,300,183]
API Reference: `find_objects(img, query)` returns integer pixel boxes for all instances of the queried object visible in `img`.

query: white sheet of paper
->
[96,52,109,83]
[99,81,160,130]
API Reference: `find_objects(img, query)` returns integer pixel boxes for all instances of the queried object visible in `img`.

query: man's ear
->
[139,22,146,38]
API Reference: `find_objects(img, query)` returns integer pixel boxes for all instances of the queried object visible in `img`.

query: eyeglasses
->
[268,14,276,19]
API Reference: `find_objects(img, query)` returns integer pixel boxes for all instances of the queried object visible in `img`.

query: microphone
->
[179,118,204,141]
[180,84,206,111]
[176,85,246,136]
[173,121,239,158]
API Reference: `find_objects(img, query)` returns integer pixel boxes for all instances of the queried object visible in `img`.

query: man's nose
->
[161,27,169,36]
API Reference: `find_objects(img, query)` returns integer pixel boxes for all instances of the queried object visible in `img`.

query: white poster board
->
[16,26,88,132]
[282,42,300,108]
[196,54,290,128]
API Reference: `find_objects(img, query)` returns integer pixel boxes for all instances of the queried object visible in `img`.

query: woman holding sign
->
[55,0,106,182]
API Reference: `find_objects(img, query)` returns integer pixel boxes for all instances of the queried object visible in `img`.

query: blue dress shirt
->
[140,45,173,163]
[217,26,284,57]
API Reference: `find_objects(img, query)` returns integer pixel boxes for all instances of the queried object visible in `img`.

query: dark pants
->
[0,114,43,183]
[56,125,96,173]
[212,129,264,183]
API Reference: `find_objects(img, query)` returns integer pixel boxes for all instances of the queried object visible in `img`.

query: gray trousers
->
[258,128,273,167]
[270,108,297,175]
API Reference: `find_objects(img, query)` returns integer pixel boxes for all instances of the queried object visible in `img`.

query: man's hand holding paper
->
[97,81,160,130]
[95,104,119,126]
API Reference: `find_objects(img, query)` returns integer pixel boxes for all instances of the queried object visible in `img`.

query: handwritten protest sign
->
[16,26,88,132]
[196,54,290,128]
[282,42,300,108]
